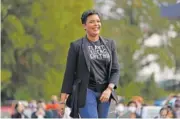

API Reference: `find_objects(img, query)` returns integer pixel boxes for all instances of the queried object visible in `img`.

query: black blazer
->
[61,36,120,108]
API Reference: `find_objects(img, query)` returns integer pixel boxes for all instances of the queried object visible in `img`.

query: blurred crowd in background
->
[1,93,180,118]
[1,95,68,118]
[113,93,180,118]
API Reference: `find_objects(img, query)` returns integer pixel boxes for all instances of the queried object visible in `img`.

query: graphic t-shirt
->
[86,39,110,92]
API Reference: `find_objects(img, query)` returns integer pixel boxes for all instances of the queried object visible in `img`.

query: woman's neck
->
[86,34,99,42]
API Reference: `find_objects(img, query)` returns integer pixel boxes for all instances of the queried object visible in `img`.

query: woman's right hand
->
[58,103,66,117]
[59,93,68,117]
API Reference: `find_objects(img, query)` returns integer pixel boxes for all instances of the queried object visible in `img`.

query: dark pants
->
[79,88,110,118]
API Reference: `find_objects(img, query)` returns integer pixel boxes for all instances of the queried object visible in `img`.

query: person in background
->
[51,95,58,103]
[46,95,60,118]
[23,102,32,118]
[132,96,144,118]
[164,93,177,107]
[174,98,180,118]
[127,101,140,118]
[165,105,175,118]
[46,95,59,110]
[23,100,37,118]
[29,100,37,112]
[11,102,28,118]
[159,107,169,118]
[32,107,46,118]
[31,100,53,118]
[115,102,125,118]
[59,9,120,118]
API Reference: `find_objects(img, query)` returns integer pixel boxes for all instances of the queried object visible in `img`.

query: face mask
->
[37,115,44,119]
[116,104,125,112]
[36,108,45,116]
[128,106,136,113]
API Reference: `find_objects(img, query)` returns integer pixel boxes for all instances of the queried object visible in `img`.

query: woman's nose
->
[94,22,98,26]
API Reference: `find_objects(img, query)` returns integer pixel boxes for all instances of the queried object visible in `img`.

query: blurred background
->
[1,0,180,118]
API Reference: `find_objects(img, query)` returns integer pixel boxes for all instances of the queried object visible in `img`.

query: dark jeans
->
[79,88,110,118]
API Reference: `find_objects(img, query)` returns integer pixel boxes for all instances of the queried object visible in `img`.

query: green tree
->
[141,74,168,101]
[1,0,93,101]
[117,81,144,101]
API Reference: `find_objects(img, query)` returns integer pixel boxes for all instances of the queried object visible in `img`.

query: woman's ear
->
[82,24,86,30]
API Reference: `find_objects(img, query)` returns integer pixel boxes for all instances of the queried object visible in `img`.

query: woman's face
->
[83,14,101,37]
[167,110,174,118]
[160,109,168,118]
[17,104,24,113]
[116,103,125,112]
[128,103,137,113]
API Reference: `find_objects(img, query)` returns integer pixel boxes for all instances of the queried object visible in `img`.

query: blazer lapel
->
[100,36,112,79]
[82,36,90,72]
[100,36,112,58]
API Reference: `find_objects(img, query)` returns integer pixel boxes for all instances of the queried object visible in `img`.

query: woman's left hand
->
[100,88,112,102]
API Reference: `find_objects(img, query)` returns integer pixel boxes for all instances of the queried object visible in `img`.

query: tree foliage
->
[1,0,93,101]
[97,0,180,100]
[1,0,179,102]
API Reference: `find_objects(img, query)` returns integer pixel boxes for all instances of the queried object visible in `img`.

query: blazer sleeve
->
[109,40,120,89]
[61,42,78,94]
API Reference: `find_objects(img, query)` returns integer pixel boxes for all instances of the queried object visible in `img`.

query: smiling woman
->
[59,9,120,118]
[82,12,101,40]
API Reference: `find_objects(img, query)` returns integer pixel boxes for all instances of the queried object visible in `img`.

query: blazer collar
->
[82,36,90,71]
[99,36,112,57]
[99,36,112,79]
